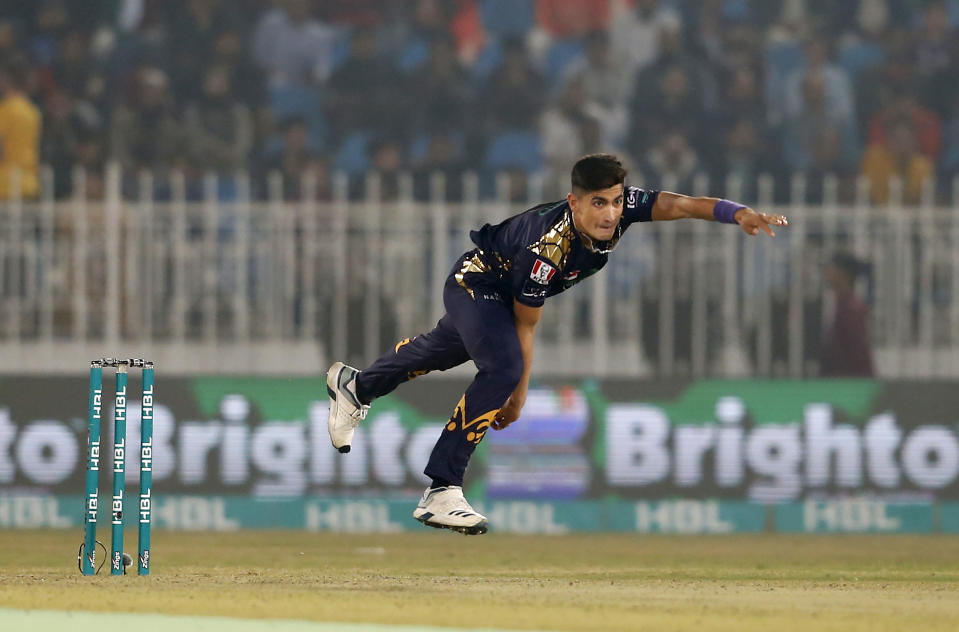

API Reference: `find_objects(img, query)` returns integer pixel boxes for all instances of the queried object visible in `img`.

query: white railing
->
[1,164,958,376]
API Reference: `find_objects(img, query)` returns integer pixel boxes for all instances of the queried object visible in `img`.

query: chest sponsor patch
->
[530,260,556,284]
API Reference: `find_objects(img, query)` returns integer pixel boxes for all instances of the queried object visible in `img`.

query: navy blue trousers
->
[354,262,523,486]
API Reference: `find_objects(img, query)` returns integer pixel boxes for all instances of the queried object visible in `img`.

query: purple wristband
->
[713,199,746,224]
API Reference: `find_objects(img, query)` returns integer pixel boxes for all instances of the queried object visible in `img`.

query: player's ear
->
[567,192,578,210]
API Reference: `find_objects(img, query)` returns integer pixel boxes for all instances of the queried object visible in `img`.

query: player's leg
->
[413,278,522,534]
[353,314,470,403]
[327,304,470,452]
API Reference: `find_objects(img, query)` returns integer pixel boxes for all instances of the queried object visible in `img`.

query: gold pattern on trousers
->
[445,394,498,445]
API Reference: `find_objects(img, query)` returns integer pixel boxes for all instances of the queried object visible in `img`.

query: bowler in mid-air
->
[326,153,787,534]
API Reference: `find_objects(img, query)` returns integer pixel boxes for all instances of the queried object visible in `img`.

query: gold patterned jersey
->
[462,186,658,307]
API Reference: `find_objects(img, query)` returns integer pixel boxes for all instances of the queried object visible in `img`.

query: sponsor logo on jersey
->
[522,284,548,299]
[563,270,580,281]
[627,188,637,207]
[530,260,555,284]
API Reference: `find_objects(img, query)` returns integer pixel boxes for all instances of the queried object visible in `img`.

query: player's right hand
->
[736,209,788,237]
[492,393,524,430]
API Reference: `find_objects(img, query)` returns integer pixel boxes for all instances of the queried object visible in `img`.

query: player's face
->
[568,184,624,242]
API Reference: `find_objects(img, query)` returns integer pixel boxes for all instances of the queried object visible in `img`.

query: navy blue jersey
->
[455,185,658,307]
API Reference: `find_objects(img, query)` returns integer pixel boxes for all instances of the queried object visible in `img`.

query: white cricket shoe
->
[413,486,489,535]
[326,361,369,453]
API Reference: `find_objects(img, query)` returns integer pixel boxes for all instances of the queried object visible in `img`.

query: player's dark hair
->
[571,154,626,193]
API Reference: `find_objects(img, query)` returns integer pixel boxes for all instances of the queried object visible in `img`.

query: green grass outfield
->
[2,530,958,631]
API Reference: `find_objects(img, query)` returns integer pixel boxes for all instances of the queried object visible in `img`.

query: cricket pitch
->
[1,530,958,631]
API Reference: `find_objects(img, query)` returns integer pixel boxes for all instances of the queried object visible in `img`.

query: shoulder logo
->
[530,260,555,284]
[538,201,564,216]
[627,188,637,207]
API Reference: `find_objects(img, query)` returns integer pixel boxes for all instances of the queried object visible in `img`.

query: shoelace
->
[349,405,368,426]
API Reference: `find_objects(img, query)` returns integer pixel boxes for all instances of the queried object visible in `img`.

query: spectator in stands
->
[634,13,705,100]
[782,71,859,175]
[51,28,93,99]
[836,0,888,83]
[941,93,959,181]
[611,0,682,79]
[536,0,610,39]
[541,76,608,191]
[320,0,393,27]
[854,26,911,139]
[914,0,955,115]
[483,37,546,134]
[412,130,468,201]
[867,89,942,162]
[691,0,764,74]
[252,0,337,88]
[0,58,42,200]
[365,138,405,201]
[861,116,934,204]
[110,66,182,180]
[406,33,471,135]
[706,64,767,173]
[784,37,855,126]
[7,0,959,206]
[820,252,874,377]
[398,0,456,70]
[184,65,253,175]
[75,128,107,200]
[629,63,703,150]
[169,0,237,103]
[210,29,266,109]
[28,0,70,67]
[764,4,811,128]
[0,19,17,60]
[721,117,765,201]
[636,128,701,192]
[326,26,407,141]
[41,90,87,198]
[258,116,321,200]
[559,30,630,145]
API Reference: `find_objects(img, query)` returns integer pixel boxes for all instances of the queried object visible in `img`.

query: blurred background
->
[2,1,959,535]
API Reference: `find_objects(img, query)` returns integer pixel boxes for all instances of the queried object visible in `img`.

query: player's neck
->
[570,208,586,238]
[570,209,597,247]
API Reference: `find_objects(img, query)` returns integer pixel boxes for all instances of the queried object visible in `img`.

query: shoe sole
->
[414,513,489,536]
[326,364,351,453]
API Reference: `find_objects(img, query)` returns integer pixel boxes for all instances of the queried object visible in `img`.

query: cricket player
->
[326,154,786,534]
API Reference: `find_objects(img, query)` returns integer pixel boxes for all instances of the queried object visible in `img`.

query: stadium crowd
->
[2,0,959,203]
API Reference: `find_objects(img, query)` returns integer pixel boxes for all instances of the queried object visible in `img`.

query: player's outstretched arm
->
[650,191,787,237]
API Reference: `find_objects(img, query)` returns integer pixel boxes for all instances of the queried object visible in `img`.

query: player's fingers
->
[762,221,775,237]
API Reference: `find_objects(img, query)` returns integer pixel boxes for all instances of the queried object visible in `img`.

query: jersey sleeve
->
[511,251,556,308]
[621,186,659,224]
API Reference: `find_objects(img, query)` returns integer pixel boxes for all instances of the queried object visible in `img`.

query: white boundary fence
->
[0,164,958,376]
